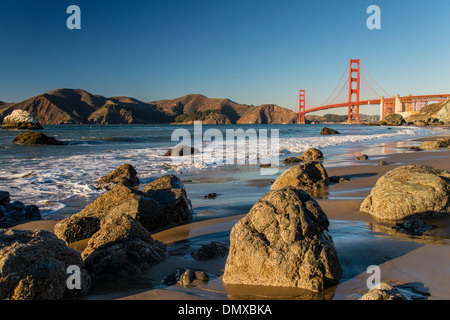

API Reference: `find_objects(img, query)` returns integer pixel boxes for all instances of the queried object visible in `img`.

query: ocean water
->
[1,123,447,215]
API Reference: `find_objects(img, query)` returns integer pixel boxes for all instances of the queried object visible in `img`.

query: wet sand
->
[11,135,450,300]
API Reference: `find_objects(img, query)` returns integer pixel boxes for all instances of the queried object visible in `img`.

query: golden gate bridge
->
[295,59,450,124]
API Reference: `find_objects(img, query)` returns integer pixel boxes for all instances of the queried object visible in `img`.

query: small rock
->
[320,127,340,135]
[194,271,210,281]
[393,219,433,236]
[329,176,350,183]
[409,146,423,152]
[283,156,303,165]
[259,164,271,168]
[162,268,210,286]
[95,164,139,190]
[419,137,450,150]
[161,268,188,285]
[177,269,195,286]
[301,148,324,161]
[191,241,229,260]
[3,201,40,219]
[12,132,64,145]
[204,193,217,199]
[377,160,388,166]
[356,154,369,160]
[382,113,406,126]
[359,283,407,300]
[0,191,10,206]
[164,145,198,156]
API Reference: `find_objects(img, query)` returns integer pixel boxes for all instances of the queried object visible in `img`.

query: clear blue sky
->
[0,0,449,115]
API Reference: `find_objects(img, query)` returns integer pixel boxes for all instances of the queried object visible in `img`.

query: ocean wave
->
[0,125,445,214]
[279,128,418,154]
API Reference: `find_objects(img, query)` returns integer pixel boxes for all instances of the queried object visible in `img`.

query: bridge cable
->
[320,60,350,106]
[361,74,381,99]
[361,62,391,98]
[327,78,349,106]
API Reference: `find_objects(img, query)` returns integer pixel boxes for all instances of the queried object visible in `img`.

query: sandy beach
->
[9,132,450,300]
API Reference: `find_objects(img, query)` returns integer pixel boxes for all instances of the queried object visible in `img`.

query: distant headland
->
[0,88,378,125]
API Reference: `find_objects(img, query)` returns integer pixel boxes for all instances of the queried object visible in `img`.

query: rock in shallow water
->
[302,148,324,161]
[164,145,198,156]
[2,110,43,130]
[393,219,433,236]
[12,132,64,145]
[271,161,329,192]
[95,164,139,190]
[223,187,341,292]
[419,137,450,150]
[360,165,450,221]
[356,154,369,160]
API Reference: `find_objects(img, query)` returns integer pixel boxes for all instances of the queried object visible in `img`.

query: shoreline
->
[9,129,450,300]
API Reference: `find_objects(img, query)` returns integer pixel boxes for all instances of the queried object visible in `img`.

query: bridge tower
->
[298,89,306,124]
[348,59,360,123]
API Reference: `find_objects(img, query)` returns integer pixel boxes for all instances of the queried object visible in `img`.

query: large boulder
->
[360,165,450,221]
[271,161,329,192]
[223,187,341,292]
[0,229,90,300]
[419,137,450,150]
[81,212,167,283]
[383,113,406,126]
[12,132,64,145]
[1,110,43,130]
[143,175,194,224]
[54,183,164,243]
[55,175,193,244]
[95,164,139,190]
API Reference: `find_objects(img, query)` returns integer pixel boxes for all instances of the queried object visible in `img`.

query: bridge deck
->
[299,94,450,115]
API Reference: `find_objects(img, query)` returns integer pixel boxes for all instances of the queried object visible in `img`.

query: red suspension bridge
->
[296,59,450,124]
